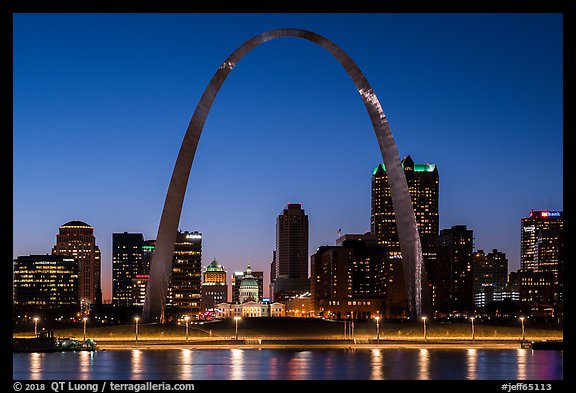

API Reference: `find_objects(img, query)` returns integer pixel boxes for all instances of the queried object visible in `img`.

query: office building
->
[436,225,474,313]
[270,203,310,302]
[13,255,79,308]
[472,249,508,308]
[310,233,397,319]
[51,220,102,310]
[371,156,439,306]
[200,258,227,311]
[132,274,149,306]
[520,210,563,306]
[112,232,144,306]
[167,230,202,315]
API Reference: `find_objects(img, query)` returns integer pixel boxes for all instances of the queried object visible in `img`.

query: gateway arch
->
[143,28,431,321]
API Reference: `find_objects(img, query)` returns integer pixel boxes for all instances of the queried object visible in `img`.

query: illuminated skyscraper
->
[520,210,563,306]
[52,221,101,310]
[132,239,155,306]
[112,232,144,306]
[371,156,439,305]
[13,255,80,308]
[270,203,310,303]
[167,230,202,314]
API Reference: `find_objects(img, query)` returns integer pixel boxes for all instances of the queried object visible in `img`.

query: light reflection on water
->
[180,349,193,380]
[30,352,42,380]
[371,349,383,380]
[517,349,527,380]
[13,348,562,380]
[288,351,311,380]
[130,349,142,378]
[466,349,477,380]
[418,349,430,380]
[230,348,244,380]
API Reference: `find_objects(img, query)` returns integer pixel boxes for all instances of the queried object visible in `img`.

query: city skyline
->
[13,13,562,302]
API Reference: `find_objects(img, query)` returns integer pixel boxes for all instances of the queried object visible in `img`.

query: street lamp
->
[184,316,190,341]
[520,317,525,341]
[234,316,241,340]
[134,317,140,342]
[375,316,381,343]
[470,316,475,344]
[83,317,88,341]
[33,317,39,337]
[422,316,427,341]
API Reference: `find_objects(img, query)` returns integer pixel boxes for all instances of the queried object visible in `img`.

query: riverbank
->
[97,340,526,351]
[14,317,563,342]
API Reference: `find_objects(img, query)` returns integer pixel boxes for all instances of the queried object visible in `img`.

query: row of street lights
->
[419,315,526,342]
[131,315,242,342]
[32,313,528,343]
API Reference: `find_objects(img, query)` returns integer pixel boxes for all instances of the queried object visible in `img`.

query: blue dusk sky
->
[13,13,563,302]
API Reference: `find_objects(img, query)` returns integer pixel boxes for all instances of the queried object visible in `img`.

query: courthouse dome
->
[240,264,258,288]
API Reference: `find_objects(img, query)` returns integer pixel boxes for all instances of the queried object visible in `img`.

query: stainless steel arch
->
[143,28,431,321]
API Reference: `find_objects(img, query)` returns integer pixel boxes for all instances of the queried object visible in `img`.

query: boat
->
[13,331,98,353]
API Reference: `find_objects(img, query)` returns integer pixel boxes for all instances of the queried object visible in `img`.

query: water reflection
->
[268,355,279,379]
[288,351,311,379]
[418,349,430,380]
[30,352,42,380]
[80,350,94,379]
[131,349,142,378]
[466,349,477,380]
[13,348,563,381]
[180,349,193,379]
[230,349,244,380]
[370,349,383,379]
[516,349,527,380]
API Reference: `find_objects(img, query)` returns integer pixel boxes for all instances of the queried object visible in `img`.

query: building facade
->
[112,232,144,306]
[167,231,202,315]
[472,249,508,308]
[310,234,397,319]
[51,220,101,310]
[371,156,439,307]
[270,203,310,302]
[520,210,563,307]
[436,225,474,313]
[200,259,227,311]
[132,274,149,306]
[13,255,80,308]
[214,301,285,318]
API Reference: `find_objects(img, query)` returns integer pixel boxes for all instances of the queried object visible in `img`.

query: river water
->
[13,348,562,380]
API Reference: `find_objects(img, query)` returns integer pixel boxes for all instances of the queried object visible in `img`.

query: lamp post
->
[470,316,475,344]
[184,316,190,341]
[422,316,427,341]
[520,317,525,341]
[375,316,381,343]
[83,317,88,341]
[234,316,241,340]
[33,317,39,337]
[135,317,140,342]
